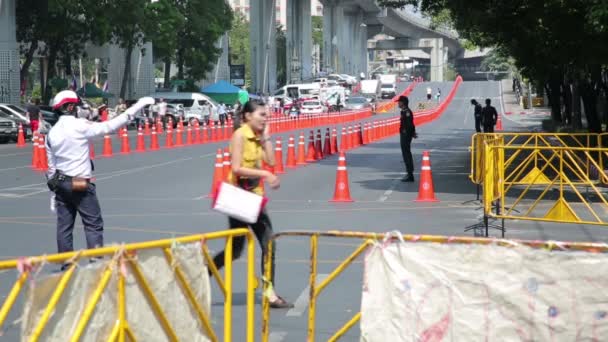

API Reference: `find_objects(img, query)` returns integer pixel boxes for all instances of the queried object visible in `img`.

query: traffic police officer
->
[398,95,417,182]
[46,90,154,257]
[471,99,483,132]
[481,98,498,133]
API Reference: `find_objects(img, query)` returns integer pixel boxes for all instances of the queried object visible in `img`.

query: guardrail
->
[0,229,256,342]
[260,230,608,341]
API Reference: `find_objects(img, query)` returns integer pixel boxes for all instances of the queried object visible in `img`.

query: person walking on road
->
[211,99,293,309]
[426,86,432,101]
[26,99,41,133]
[471,99,483,133]
[45,90,154,266]
[398,96,417,182]
[481,98,498,133]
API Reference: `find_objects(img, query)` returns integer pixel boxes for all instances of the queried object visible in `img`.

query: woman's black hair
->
[234,99,266,130]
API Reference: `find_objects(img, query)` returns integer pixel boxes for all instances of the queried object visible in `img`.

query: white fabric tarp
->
[20,241,211,341]
[360,237,608,341]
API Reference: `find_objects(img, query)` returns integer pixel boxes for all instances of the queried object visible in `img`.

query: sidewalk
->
[500,79,551,129]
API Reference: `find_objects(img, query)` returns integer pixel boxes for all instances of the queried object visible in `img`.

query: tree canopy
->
[379,0,608,132]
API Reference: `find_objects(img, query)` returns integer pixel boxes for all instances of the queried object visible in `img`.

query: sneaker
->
[269,296,294,309]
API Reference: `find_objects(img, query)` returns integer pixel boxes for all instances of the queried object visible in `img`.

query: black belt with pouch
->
[47,171,90,192]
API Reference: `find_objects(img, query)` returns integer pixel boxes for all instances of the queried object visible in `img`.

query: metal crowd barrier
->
[483,143,608,226]
[0,229,256,342]
[260,230,608,341]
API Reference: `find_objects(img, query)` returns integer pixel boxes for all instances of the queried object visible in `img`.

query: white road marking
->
[0,165,30,172]
[269,331,288,342]
[378,178,401,202]
[0,152,216,197]
[286,273,329,317]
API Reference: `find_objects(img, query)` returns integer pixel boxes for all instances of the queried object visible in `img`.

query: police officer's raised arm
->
[79,97,155,139]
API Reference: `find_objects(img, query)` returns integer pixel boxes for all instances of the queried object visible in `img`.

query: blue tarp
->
[200,80,241,94]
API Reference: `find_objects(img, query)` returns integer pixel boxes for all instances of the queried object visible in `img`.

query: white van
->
[273,83,321,101]
[152,92,219,124]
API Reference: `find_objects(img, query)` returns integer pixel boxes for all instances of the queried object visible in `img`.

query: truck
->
[378,74,397,99]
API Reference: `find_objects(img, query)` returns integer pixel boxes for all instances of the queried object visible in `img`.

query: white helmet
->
[51,90,81,111]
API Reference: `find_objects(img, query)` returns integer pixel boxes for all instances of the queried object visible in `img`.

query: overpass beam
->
[0,0,20,105]
[323,1,344,74]
[251,0,277,94]
[287,0,312,83]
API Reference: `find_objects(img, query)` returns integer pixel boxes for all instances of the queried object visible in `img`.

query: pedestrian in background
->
[211,99,293,309]
[26,98,41,133]
[398,96,417,182]
[471,99,483,133]
[482,98,498,133]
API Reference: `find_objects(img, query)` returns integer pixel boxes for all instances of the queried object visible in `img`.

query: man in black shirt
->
[470,99,482,133]
[481,98,498,133]
[398,96,417,182]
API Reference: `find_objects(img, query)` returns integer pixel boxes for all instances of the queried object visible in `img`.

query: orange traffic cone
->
[30,132,39,168]
[207,149,224,198]
[194,120,201,144]
[496,114,503,131]
[330,152,353,202]
[102,135,113,157]
[120,127,131,154]
[186,122,193,145]
[89,143,95,160]
[211,122,217,142]
[202,122,209,144]
[331,128,338,154]
[274,138,285,174]
[136,125,146,152]
[339,127,348,152]
[156,118,163,134]
[175,125,184,147]
[16,124,26,147]
[415,151,439,202]
[165,126,174,148]
[323,128,331,156]
[150,129,160,150]
[144,120,151,136]
[296,133,307,165]
[347,126,354,150]
[314,129,323,160]
[222,148,231,180]
[37,134,48,171]
[306,130,317,162]
[286,135,297,168]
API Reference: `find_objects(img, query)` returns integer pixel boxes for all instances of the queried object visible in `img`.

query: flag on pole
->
[102,80,109,92]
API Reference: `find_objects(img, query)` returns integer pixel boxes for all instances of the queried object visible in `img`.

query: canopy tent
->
[77,83,114,99]
[200,80,241,104]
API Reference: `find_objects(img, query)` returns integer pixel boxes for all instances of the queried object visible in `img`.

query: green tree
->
[228,13,251,89]
[175,0,233,82]
[148,0,185,89]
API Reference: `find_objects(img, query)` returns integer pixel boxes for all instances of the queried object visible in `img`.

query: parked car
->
[300,100,325,115]
[0,111,32,142]
[344,96,372,110]
[0,104,30,124]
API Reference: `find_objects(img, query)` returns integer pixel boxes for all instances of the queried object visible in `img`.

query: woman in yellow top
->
[211,100,293,309]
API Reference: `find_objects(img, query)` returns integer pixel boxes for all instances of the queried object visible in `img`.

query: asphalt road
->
[1,80,607,341]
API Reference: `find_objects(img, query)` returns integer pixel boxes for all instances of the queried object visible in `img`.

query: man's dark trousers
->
[400,133,414,175]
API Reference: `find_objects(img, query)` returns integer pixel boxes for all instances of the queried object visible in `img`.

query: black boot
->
[401,174,415,182]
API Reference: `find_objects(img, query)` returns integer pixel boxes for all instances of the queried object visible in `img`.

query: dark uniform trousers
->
[475,115,482,133]
[400,133,414,175]
[55,179,104,253]
[483,123,494,133]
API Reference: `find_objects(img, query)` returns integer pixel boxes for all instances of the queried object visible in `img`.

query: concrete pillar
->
[287,0,312,83]
[107,42,155,105]
[429,38,444,82]
[250,0,277,94]
[322,1,344,74]
[200,33,230,89]
[0,0,20,105]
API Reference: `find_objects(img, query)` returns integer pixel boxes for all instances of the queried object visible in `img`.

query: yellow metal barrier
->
[470,133,603,186]
[260,230,608,341]
[0,229,256,342]
[484,144,608,226]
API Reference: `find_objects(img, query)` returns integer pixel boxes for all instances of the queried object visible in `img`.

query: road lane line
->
[378,178,400,202]
[286,273,329,317]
